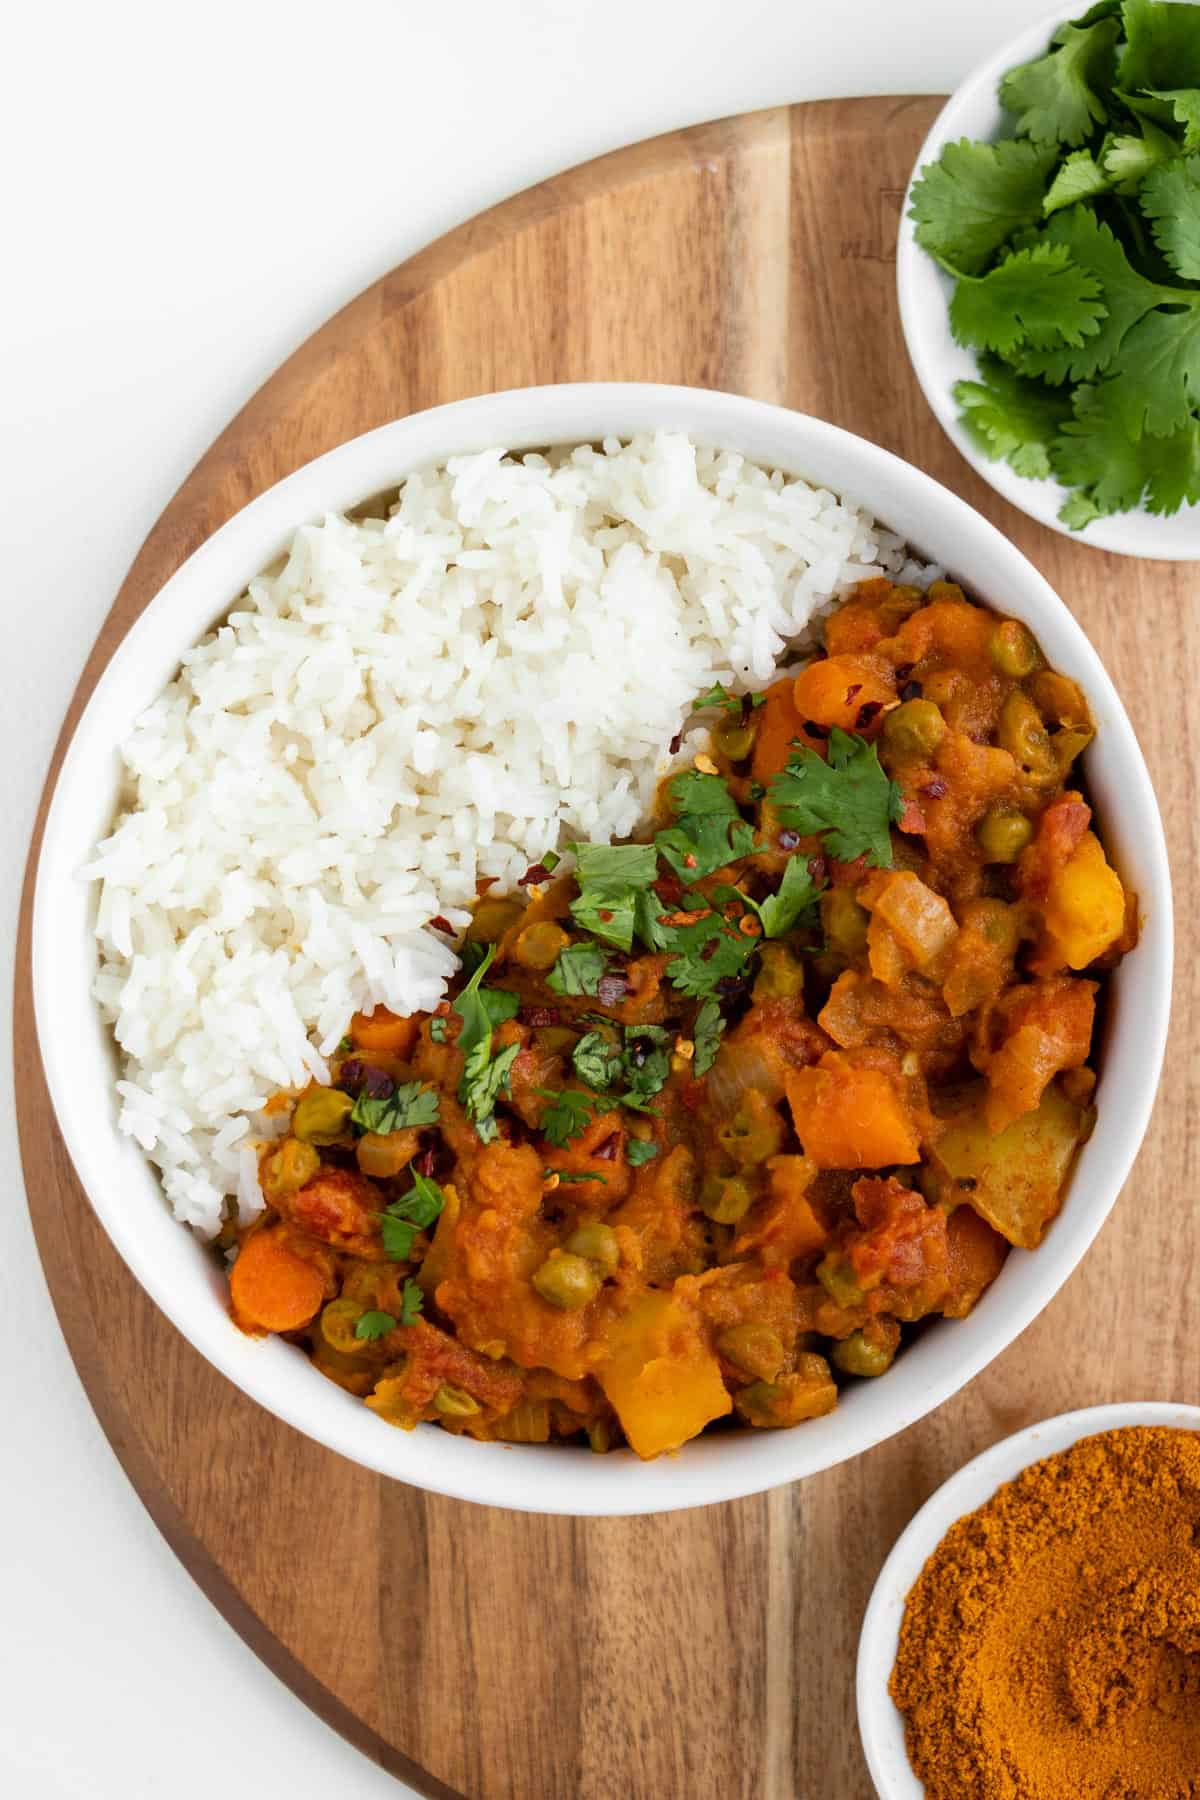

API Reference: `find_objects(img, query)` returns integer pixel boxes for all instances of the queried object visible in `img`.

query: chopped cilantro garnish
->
[351,1080,440,1135]
[662,910,757,1000]
[337,1036,353,1055]
[451,943,521,1140]
[571,1030,624,1092]
[535,1087,598,1147]
[625,1139,659,1167]
[692,998,725,1077]
[400,1278,424,1325]
[567,842,659,952]
[692,682,741,714]
[548,1170,610,1184]
[755,855,825,937]
[655,770,756,882]
[769,730,903,868]
[461,1037,520,1141]
[380,1170,447,1260]
[546,941,608,996]
[355,1309,397,1342]
[429,1016,448,1043]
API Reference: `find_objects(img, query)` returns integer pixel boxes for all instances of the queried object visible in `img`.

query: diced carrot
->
[752,677,810,783]
[349,1007,420,1056]
[230,1228,326,1335]
[785,1055,920,1170]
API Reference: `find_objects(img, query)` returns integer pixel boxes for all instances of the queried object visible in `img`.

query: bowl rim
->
[31,379,1174,1515]
[895,3,1200,562]
[856,1400,1200,1796]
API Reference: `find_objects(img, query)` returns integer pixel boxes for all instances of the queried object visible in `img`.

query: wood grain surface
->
[14,98,1196,1800]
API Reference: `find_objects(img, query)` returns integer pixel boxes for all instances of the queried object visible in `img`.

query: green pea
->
[975,806,1034,864]
[433,1383,481,1417]
[816,1253,864,1310]
[261,1136,321,1199]
[514,920,570,972]
[532,1251,600,1310]
[988,619,1041,678]
[832,1331,895,1378]
[998,690,1057,784]
[586,1419,612,1454]
[881,698,946,760]
[292,1088,354,1146]
[564,1221,621,1276]
[714,714,759,762]
[701,1176,754,1224]
[718,1323,785,1381]
[320,1297,366,1355]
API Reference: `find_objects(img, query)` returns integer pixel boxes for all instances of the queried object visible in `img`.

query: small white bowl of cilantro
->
[897,0,1200,559]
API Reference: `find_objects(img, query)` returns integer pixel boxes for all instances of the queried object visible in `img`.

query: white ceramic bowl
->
[33,382,1172,1516]
[896,5,1200,560]
[857,1401,1200,1796]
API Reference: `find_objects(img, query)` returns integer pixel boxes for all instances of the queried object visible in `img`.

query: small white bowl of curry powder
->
[858,1404,1200,1799]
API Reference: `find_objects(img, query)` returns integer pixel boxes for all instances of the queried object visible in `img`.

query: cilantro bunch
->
[911,0,1200,528]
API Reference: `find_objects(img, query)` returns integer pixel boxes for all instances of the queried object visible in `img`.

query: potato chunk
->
[1041,831,1126,970]
[925,1080,1087,1250]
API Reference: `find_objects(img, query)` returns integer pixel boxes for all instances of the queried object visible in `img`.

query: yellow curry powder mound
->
[889,1427,1200,1800]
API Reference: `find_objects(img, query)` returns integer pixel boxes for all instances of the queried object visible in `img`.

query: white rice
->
[85,431,936,1237]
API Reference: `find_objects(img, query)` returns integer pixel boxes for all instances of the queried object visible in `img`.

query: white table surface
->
[3,1,1056,1792]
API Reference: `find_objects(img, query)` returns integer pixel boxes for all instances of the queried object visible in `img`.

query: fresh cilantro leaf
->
[1051,384,1200,518]
[351,1080,440,1135]
[655,771,756,881]
[535,1087,597,1147]
[381,1171,445,1263]
[999,15,1120,146]
[634,888,675,950]
[568,842,659,952]
[572,1030,624,1091]
[1103,117,1180,186]
[1012,207,1170,383]
[337,1036,353,1055]
[954,357,1073,479]
[459,939,489,977]
[1140,154,1200,280]
[1043,149,1113,215]
[548,1170,610,1184]
[756,855,825,937]
[354,1309,397,1342]
[429,1016,448,1043]
[390,1170,445,1230]
[546,941,608,996]
[750,691,766,708]
[621,1026,671,1100]
[692,998,725,1077]
[400,1279,424,1326]
[1103,300,1200,436]
[769,730,904,868]
[1117,0,1200,96]
[1070,1,1121,24]
[625,1139,659,1167]
[664,914,757,1000]
[1059,489,1106,528]
[452,947,520,1060]
[949,243,1107,358]
[908,137,1060,276]
[461,1037,519,1138]
[692,682,740,713]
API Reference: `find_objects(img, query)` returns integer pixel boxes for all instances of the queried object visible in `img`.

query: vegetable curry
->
[227,578,1135,1460]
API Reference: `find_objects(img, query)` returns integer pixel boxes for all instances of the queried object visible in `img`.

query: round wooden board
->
[15,98,1197,1800]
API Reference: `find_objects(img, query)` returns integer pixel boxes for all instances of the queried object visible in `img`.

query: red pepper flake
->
[416,1148,437,1178]
[429,915,454,934]
[652,872,684,905]
[597,908,614,923]
[803,720,830,741]
[778,829,801,851]
[596,973,631,1007]
[662,907,712,928]
[593,1134,619,1162]
[669,731,683,755]
[856,700,884,731]
[808,855,828,883]
[518,862,553,887]
[845,683,863,703]
[921,777,948,800]
[475,875,498,895]
[684,852,698,869]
